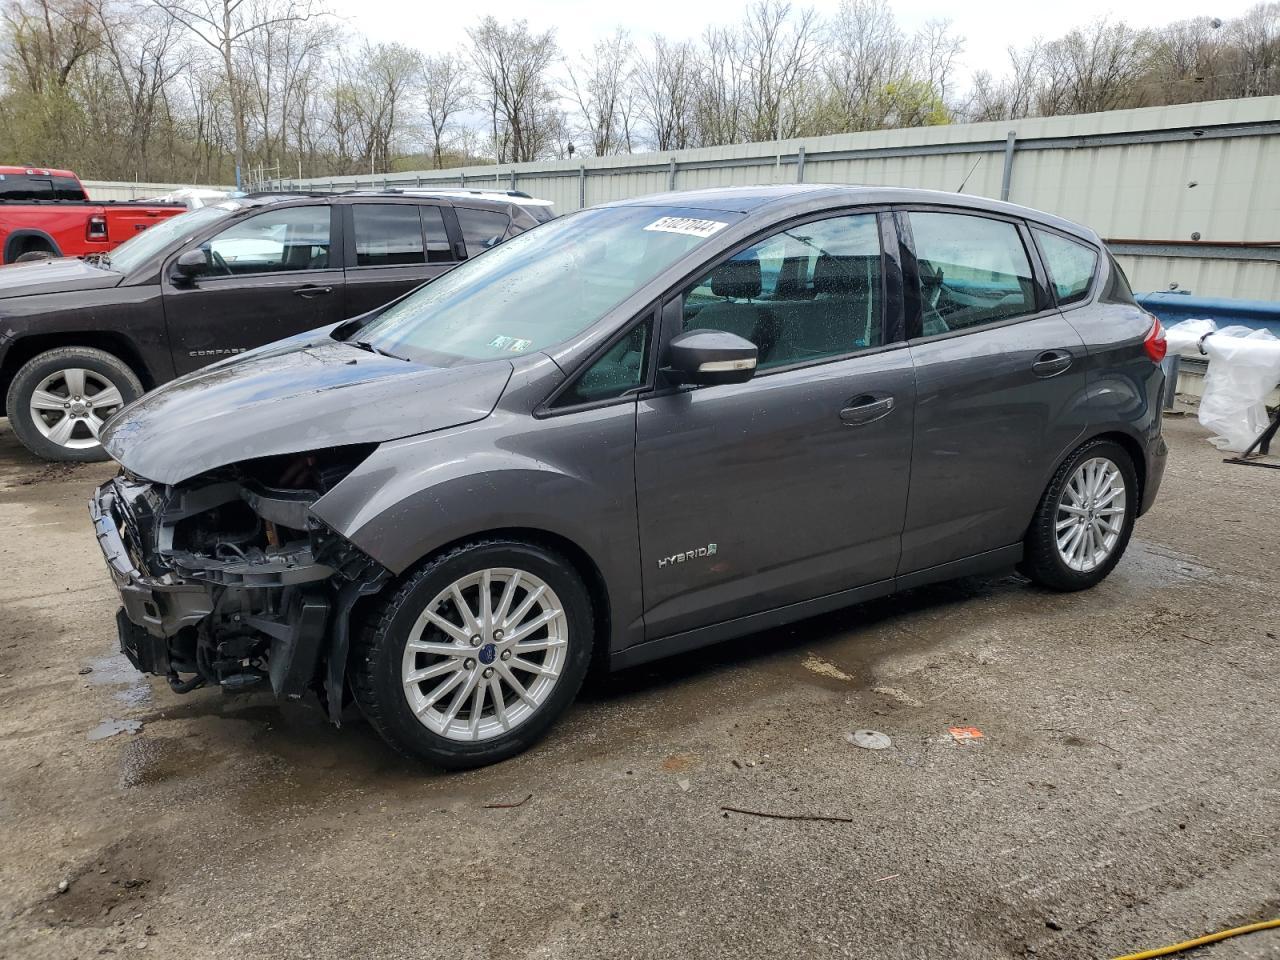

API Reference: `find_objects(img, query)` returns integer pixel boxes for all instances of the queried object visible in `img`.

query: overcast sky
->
[336,0,1258,90]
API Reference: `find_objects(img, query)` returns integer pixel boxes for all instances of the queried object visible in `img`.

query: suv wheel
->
[5,347,143,462]
[1020,438,1138,591]
[351,539,594,768]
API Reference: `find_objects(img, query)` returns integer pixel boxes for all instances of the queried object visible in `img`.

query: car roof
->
[605,184,1097,243]
[0,165,78,178]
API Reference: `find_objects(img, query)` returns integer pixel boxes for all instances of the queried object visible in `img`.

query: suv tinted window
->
[909,211,1036,335]
[556,319,652,406]
[205,206,330,275]
[455,207,510,257]
[0,174,54,200]
[420,206,453,263]
[681,213,882,370]
[53,176,86,201]
[354,204,425,266]
[1034,229,1097,305]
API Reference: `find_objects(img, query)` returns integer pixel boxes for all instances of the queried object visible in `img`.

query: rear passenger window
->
[354,204,425,266]
[455,207,511,257]
[681,214,882,371]
[1034,229,1098,305]
[908,212,1036,335]
[556,319,651,406]
[52,176,86,201]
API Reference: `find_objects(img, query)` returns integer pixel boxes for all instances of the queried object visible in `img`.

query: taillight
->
[87,215,107,240]
[1143,316,1167,363]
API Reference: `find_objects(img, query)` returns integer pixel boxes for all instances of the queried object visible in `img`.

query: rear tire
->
[5,347,143,462]
[1020,438,1138,591]
[14,249,53,263]
[351,539,594,769]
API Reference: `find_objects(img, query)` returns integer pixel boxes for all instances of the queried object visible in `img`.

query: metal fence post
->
[1161,355,1182,410]
[579,165,586,209]
[668,157,677,191]
[510,169,517,191]
[1000,131,1017,201]
[796,145,806,184]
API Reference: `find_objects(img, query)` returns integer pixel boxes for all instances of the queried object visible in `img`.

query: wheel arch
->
[0,334,155,417]
[1022,428,1148,543]
[349,525,615,675]
[2,229,61,264]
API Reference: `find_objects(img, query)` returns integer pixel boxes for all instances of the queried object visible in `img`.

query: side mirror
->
[663,329,758,386]
[171,249,208,281]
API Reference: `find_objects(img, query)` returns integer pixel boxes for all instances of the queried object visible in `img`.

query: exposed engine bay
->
[91,445,387,719]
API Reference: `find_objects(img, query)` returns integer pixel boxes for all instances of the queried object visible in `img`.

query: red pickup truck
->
[0,167,185,264]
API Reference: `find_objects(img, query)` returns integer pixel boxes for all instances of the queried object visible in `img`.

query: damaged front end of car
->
[90,445,389,721]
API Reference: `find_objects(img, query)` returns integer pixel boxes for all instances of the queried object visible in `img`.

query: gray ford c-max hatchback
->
[91,185,1168,768]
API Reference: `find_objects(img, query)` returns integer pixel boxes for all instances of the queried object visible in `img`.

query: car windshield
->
[355,205,742,364]
[103,202,239,274]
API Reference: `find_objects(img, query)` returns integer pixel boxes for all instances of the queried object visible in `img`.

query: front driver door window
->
[681,213,884,370]
[204,206,331,275]
[634,212,916,640]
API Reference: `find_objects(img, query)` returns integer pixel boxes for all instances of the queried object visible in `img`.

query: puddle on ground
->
[119,736,188,787]
[1118,539,1215,589]
[88,718,143,741]
[83,652,153,707]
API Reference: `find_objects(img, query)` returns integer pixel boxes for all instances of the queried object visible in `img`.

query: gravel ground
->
[0,414,1277,960]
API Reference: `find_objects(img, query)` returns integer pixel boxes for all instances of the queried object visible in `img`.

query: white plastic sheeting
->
[1165,319,1280,452]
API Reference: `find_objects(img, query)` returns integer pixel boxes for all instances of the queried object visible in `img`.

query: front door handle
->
[1033,350,1073,378]
[292,284,333,299]
[840,394,895,426]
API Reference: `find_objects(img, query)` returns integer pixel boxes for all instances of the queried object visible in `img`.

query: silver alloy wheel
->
[1055,456,1127,573]
[28,368,126,451]
[400,568,568,742]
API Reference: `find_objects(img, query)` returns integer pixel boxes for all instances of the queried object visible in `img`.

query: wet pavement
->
[1,415,1277,959]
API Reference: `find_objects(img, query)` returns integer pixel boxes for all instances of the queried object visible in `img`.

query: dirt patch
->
[36,837,164,928]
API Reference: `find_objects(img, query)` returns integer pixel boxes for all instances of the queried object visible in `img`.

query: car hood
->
[101,340,513,484]
[0,257,123,298]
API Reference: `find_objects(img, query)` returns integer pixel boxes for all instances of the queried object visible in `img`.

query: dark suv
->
[91,185,1167,769]
[0,189,552,461]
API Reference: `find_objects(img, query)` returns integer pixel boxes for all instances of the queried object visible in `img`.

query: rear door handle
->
[293,284,333,299]
[840,394,895,426]
[1033,350,1073,378]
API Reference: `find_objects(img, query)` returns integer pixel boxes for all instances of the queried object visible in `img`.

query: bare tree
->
[635,34,697,150]
[154,0,324,183]
[737,0,820,141]
[86,0,183,178]
[421,51,470,168]
[1,0,100,93]
[1229,2,1280,97]
[567,28,633,156]
[822,0,908,130]
[466,16,558,162]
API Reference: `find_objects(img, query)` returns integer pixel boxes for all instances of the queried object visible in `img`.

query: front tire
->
[351,539,594,769]
[1020,439,1138,591]
[5,347,143,462]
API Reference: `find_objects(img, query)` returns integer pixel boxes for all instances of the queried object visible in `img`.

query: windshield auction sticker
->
[643,216,729,239]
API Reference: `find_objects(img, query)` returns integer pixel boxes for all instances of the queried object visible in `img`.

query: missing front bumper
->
[90,478,372,702]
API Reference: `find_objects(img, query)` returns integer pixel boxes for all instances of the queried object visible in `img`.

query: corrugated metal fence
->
[286,96,1280,301]
[83,98,1279,300]
[83,180,233,201]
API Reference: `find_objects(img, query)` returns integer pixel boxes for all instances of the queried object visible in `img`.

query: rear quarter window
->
[455,206,512,257]
[1034,228,1098,306]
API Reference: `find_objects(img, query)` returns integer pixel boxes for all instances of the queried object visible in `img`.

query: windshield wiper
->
[351,339,407,361]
